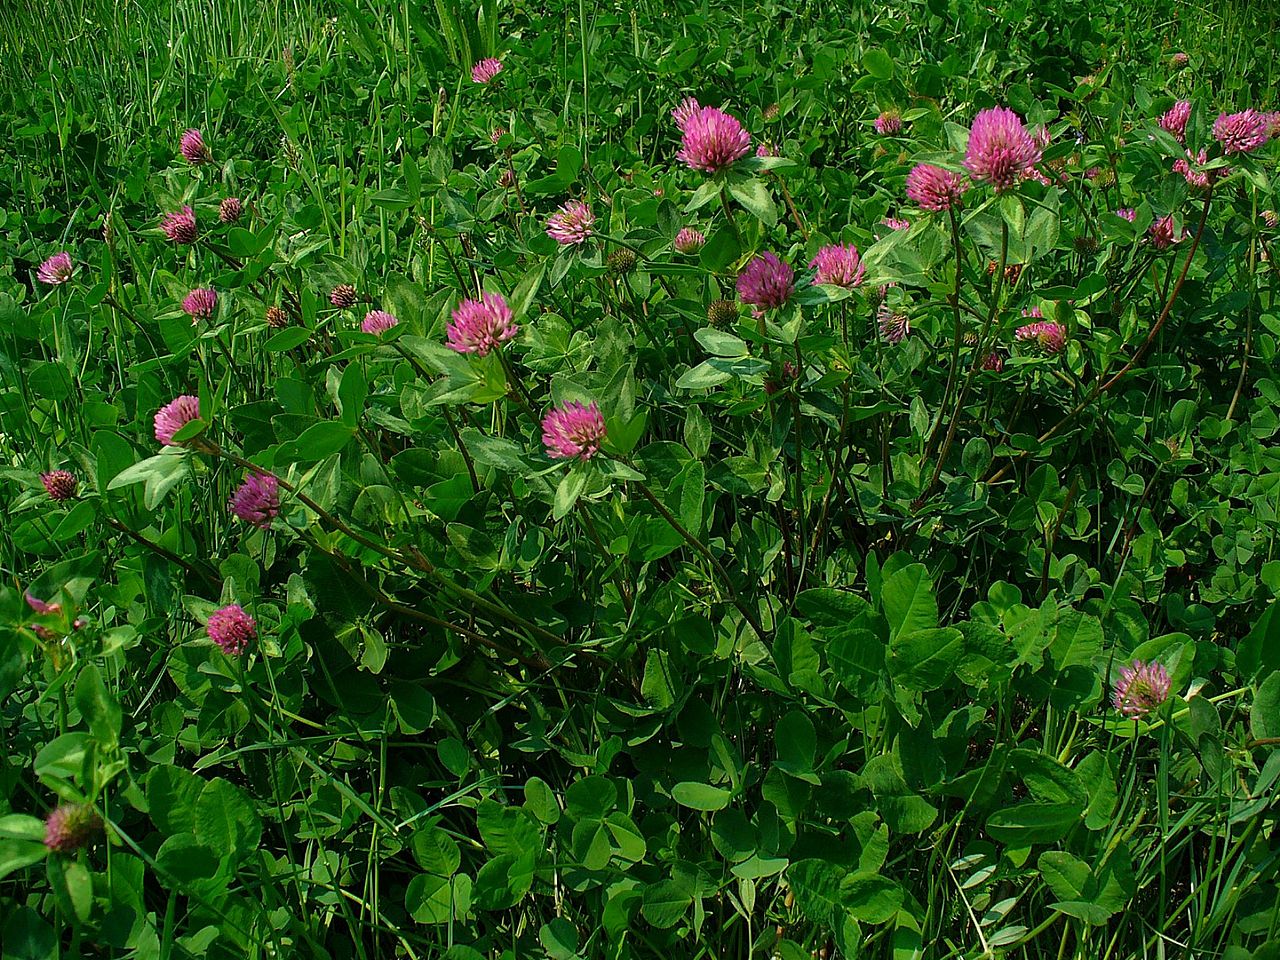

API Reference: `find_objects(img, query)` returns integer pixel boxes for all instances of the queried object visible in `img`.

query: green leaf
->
[962,437,991,479]
[508,264,545,321]
[888,627,964,691]
[1,906,56,959]
[788,859,847,926]
[986,802,1080,845]
[34,733,89,780]
[1238,601,1280,680]
[1252,670,1280,741]
[46,858,92,923]
[552,468,588,520]
[1049,610,1102,670]
[539,918,581,960]
[406,873,457,924]
[464,430,533,473]
[700,226,741,272]
[0,840,48,881]
[1038,850,1090,901]
[727,178,778,227]
[840,872,903,923]
[0,815,45,842]
[774,709,817,775]
[828,626,885,696]
[678,460,705,533]
[107,453,191,511]
[194,779,262,862]
[411,826,462,875]
[524,778,561,825]
[291,421,355,461]
[641,649,677,709]
[170,419,207,444]
[880,564,939,639]
[641,879,692,928]
[147,766,205,835]
[694,327,749,357]
[564,776,616,821]
[685,180,720,214]
[227,225,275,258]
[671,782,732,811]
[154,834,222,885]
[338,363,368,426]
[604,813,647,861]
[265,328,311,352]
[863,47,896,79]
[1000,194,1026,238]
[370,187,415,211]
[75,663,121,744]
[676,360,732,390]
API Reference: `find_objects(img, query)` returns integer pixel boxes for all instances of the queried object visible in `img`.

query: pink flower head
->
[447,293,517,356]
[1170,52,1189,68]
[1263,210,1280,229]
[677,106,752,173]
[982,351,1004,372]
[44,804,102,854]
[877,303,909,344]
[755,141,779,158]
[546,199,595,245]
[1022,305,1044,320]
[881,217,911,232]
[219,197,243,223]
[1116,207,1137,222]
[36,252,73,285]
[673,227,706,254]
[361,310,399,335]
[874,110,902,136]
[1213,110,1270,154]
[179,128,211,165]
[672,97,702,130]
[905,164,969,211]
[471,58,503,84]
[489,126,506,144]
[808,244,865,288]
[1160,100,1192,144]
[1173,149,1214,189]
[181,288,218,322]
[229,472,279,528]
[207,604,257,655]
[154,395,201,445]
[1015,320,1066,355]
[736,252,794,309]
[542,401,607,461]
[25,591,62,615]
[161,206,198,244]
[41,470,77,501]
[1149,214,1181,249]
[963,106,1043,191]
[1112,659,1172,718]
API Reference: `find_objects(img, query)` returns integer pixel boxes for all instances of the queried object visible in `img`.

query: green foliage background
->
[0,0,1278,958]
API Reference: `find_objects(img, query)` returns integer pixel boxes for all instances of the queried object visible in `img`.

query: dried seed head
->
[607,248,638,276]
[707,298,739,328]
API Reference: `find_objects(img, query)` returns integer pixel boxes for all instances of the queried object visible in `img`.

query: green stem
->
[923,206,967,461]
[632,478,766,640]
[922,217,1008,500]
